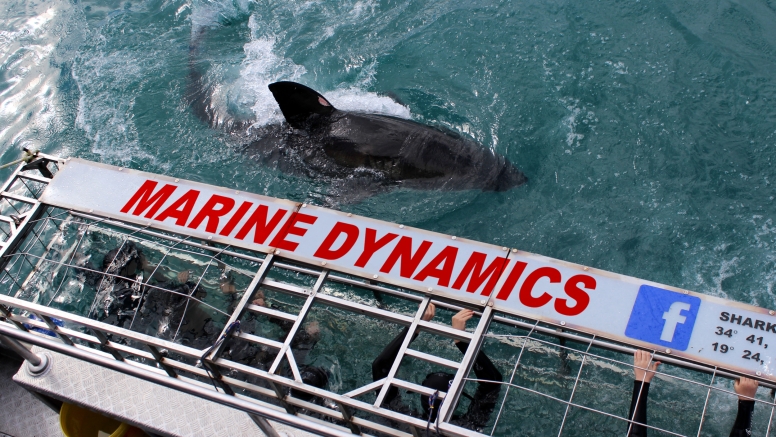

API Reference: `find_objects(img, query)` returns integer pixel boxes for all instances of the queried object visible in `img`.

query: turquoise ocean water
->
[2,0,776,435]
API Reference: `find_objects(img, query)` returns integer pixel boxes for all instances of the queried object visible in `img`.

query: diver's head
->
[291,366,330,402]
[421,372,454,421]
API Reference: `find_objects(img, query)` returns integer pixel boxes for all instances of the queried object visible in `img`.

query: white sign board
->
[39,159,776,379]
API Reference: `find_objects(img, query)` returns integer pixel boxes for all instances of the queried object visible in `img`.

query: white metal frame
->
[1,155,775,437]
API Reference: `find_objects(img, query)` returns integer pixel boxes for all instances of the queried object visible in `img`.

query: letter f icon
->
[661,302,691,342]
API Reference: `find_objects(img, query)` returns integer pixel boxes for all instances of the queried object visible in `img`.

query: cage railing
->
[2,156,776,437]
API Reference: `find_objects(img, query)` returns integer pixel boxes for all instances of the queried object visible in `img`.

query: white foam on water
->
[238,35,307,127]
[0,4,64,153]
[72,49,156,164]
[236,9,410,128]
[319,57,410,118]
[561,98,585,150]
[325,87,410,118]
[189,0,251,29]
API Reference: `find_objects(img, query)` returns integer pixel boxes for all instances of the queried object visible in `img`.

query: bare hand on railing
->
[734,376,759,400]
[452,309,474,343]
[452,309,474,330]
[422,303,436,322]
[633,350,660,383]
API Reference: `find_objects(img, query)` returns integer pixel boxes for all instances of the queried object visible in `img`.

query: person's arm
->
[452,310,502,392]
[371,304,436,404]
[729,377,758,437]
[628,381,650,437]
[452,309,503,430]
[628,350,660,437]
[455,341,502,391]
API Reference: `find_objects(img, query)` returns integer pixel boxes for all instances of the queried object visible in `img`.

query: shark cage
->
[1,155,776,437]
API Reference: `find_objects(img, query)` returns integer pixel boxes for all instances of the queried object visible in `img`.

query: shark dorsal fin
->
[268,81,336,128]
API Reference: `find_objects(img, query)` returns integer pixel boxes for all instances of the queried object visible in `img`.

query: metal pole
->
[0,333,41,366]
[249,415,282,437]
[439,305,494,423]
[0,332,51,376]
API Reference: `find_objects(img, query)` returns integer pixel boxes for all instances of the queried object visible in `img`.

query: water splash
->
[234,11,410,128]
[0,4,62,153]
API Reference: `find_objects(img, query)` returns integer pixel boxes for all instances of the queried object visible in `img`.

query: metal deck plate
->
[0,351,61,437]
[12,347,314,437]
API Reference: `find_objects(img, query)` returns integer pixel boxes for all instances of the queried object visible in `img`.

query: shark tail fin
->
[268,81,336,128]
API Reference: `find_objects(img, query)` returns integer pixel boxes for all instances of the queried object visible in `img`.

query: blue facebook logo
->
[625,285,701,351]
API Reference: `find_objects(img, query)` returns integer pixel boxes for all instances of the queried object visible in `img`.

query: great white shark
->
[187,32,526,201]
[265,82,526,191]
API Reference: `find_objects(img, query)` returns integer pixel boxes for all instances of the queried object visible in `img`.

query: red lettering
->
[519,267,560,308]
[452,252,507,295]
[154,189,200,226]
[413,246,459,287]
[379,237,433,278]
[314,222,359,260]
[495,261,528,300]
[187,195,235,233]
[354,229,398,267]
[269,213,317,251]
[218,201,253,237]
[555,275,594,316]
[235,205,288,244]
[120,180,177,218]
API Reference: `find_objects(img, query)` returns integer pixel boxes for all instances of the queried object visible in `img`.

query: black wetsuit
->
[628,382,755,436]
[729,400,755,437]
[627,381,651,437]
[92,243,146,329]
[372,327,503,432]
[135,277,209,343]
[221,304,326,416]
[99,279,143,328]
[222,303,318,370]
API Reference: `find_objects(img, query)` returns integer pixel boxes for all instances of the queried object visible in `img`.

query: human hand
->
[305,321,320,339]
[422,303,436,322]
[141,256,151,271]
[177,270,190,283]
[734,377,759,400]
[633,350,660,383]
[452,309,474,331]
[220,281,237,294]
[252,290,266,307]
[451,309,474,343]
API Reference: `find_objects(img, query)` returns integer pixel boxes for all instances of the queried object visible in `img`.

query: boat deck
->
[0,347,61,437]
[2,344,316,437]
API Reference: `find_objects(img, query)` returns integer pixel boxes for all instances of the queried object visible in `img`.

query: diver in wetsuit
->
[91,242,148,328]
[220,290,320,369]
[372,304,503,433]
[628,350,759,437]
[728,377,759,437]
[91,242,222,347]
[137,268,218,345]
[219,289,329,401]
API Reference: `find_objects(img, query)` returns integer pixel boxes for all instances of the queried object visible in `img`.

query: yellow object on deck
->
[59,403,129,437]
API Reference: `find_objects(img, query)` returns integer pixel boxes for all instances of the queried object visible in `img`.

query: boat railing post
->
[248,415,282,437]
[0,333,51,376]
